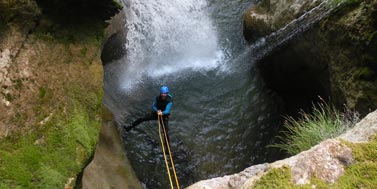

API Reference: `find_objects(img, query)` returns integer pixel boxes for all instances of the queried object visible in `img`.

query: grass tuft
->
[271,102,359,155]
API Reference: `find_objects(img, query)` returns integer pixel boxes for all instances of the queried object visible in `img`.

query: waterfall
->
[119,0,224,90]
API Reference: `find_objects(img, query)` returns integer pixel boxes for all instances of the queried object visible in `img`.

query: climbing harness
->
[158,115,180,189]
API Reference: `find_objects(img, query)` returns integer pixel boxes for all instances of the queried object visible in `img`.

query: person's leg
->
[126,113,157,131]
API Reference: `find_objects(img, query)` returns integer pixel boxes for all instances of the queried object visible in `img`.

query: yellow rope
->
[158,115,174,189]
[159,115,181,189]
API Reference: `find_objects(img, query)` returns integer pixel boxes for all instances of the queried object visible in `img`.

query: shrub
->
[271,103,359,155]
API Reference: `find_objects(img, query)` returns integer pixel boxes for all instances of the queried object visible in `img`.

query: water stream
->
[103,0,333,188]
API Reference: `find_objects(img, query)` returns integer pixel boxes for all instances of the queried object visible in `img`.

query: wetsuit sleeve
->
[162,102,173,115]
[152,99,158,112]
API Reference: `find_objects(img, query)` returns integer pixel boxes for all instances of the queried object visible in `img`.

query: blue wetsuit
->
[152,94,173,115]
[131,94,173,128]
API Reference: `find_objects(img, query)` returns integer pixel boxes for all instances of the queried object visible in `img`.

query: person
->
[125,86,173,132]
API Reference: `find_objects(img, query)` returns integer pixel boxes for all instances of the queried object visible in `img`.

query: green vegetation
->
[0,0,115,186]
[254,167,293,189]
[0,33,106,186]
[271,103,359,155]
[252,137,377,189]
[0,92,102,188]
[0,102,101,188]
[0,0,40,34]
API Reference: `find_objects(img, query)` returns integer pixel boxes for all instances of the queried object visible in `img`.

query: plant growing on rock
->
[272,102,360,155]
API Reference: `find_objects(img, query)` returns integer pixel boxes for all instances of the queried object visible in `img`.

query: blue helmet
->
[160,86,169,94]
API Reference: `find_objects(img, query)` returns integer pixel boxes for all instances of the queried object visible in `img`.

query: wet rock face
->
[256,0,377,115]
[101,30,127,65]
[101,11,127,65]
[243,0,322,42]
[82,108,142,189]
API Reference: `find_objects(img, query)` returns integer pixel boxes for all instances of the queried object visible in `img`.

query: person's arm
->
[162,102,173,115]
[152,99,158,112]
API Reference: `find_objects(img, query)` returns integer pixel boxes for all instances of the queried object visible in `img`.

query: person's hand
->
[157,110,163,116]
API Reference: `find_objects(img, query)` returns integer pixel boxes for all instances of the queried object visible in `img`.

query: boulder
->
[101,30,127,65]
[101,11,128,65]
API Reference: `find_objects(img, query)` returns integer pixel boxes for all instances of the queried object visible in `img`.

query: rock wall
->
[243,0,322,42]
[0,0,124,188]
[253,0,376,115]
[187,110,377,189]
[82,107,142,189]
[244,0,377,115]
[80,10,142,189]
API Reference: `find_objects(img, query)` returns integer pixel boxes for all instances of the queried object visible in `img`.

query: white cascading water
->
[119,0,224,90]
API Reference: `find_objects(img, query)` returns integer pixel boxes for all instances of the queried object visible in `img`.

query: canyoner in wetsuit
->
[126,86,181,188]
[125,86,173,133]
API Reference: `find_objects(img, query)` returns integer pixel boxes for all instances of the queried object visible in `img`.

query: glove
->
[157,110,163,116]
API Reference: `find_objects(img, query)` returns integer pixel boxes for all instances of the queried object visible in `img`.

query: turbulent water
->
[103,0,333,188]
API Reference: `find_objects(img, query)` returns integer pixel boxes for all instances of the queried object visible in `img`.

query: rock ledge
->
[187,110,377,189]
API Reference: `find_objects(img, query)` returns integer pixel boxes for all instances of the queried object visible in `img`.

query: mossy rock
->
[243,7,274,42]
[242,0,322,43]
[252,137,377,188]
[256,0,377,115]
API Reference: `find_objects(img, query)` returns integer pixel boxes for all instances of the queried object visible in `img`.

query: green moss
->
[0,64,103,188]
[38,87,47,99]
[254,167,293,189]
[335,137,377,187]
[0,0,40,32]
[14,79,23,90]
[80,47,88,57]
[252,167,329,189]
[112,0,124,10]
[0,103,101,188]
[334,163,377,188]
[4,93,13,102]
[354,67,374,80]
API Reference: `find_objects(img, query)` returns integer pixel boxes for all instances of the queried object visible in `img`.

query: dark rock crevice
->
[35,0,121,25]
[258,40,331,115]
